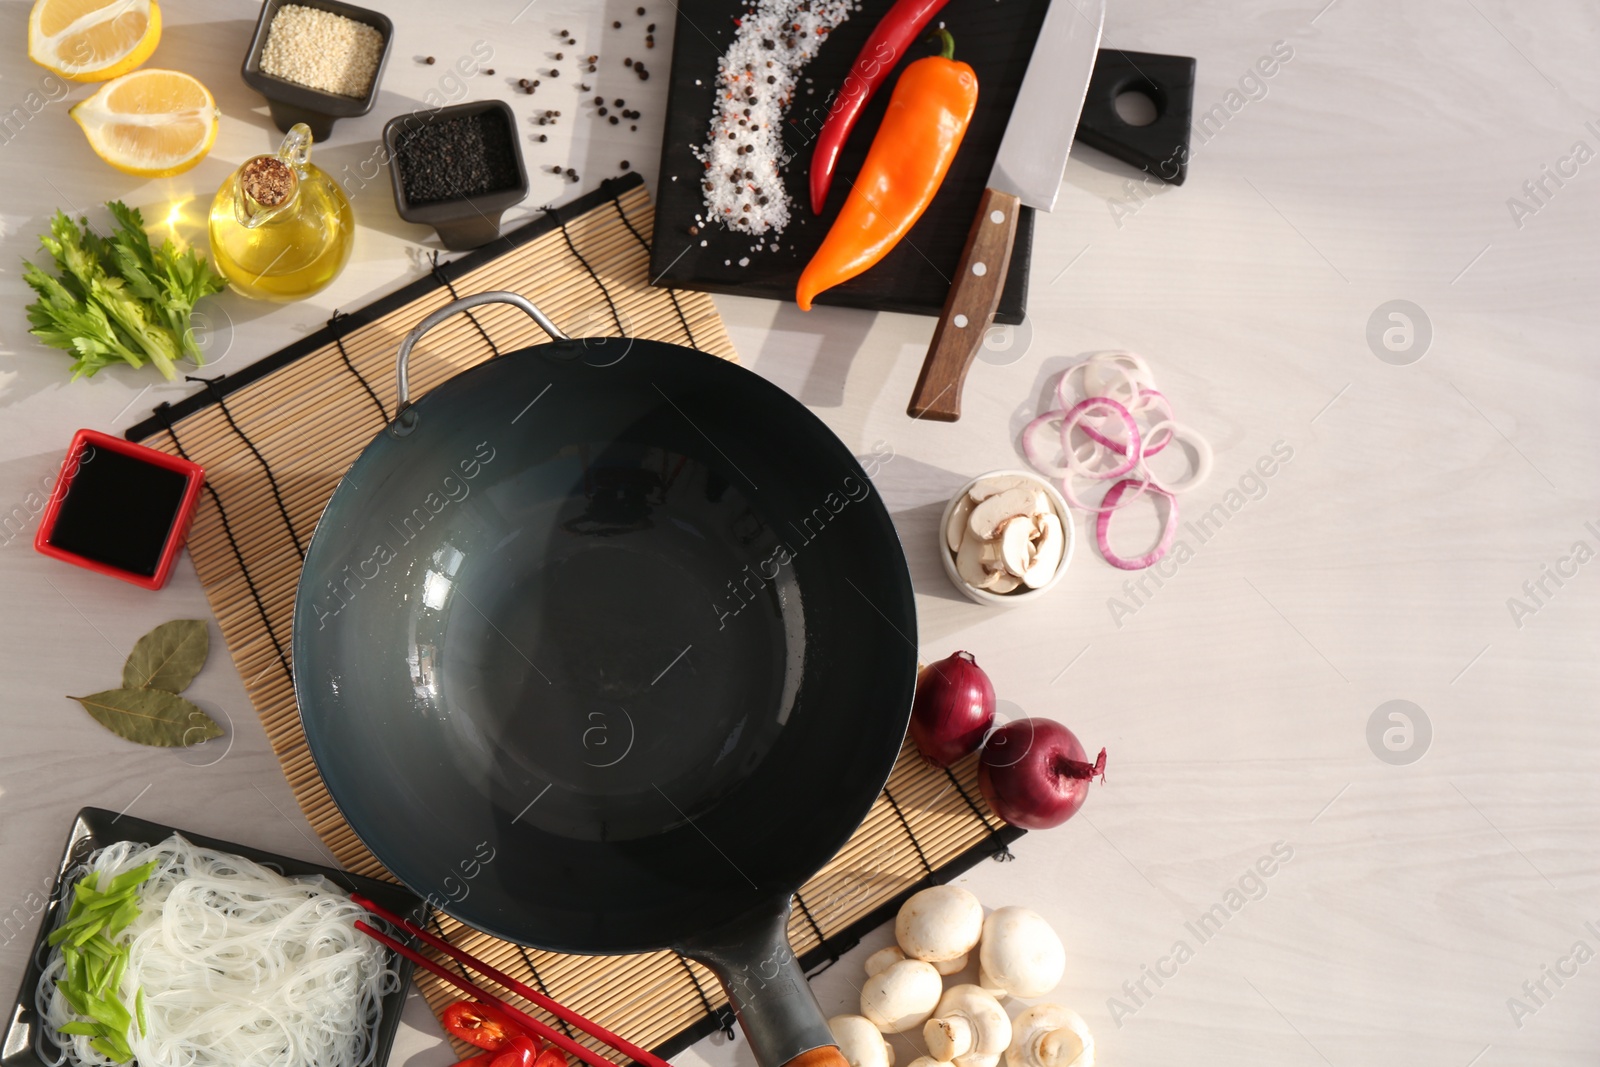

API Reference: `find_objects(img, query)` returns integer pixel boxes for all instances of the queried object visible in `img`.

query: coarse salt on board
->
[696,0,857,235]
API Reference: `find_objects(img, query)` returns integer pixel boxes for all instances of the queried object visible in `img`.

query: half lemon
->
[70,68,218,177]
[29,0,162,82]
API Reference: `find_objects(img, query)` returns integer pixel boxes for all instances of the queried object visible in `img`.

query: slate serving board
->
[1,808,425,1067]
[651,0,1053,324]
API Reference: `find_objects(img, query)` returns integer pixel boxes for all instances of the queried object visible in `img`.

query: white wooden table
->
[2,1,1597,1064]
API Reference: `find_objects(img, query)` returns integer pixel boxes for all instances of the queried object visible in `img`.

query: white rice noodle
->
[35,835,397,1067]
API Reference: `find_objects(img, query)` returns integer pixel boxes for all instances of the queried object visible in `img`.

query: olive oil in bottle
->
[208,123,353,301]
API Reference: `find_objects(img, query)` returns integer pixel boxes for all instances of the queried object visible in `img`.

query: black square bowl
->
[384,100,529,251]
[1,808,425,1067]
[242,0,394,142]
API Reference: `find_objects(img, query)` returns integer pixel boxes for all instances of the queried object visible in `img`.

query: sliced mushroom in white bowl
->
[939,470,1073,605]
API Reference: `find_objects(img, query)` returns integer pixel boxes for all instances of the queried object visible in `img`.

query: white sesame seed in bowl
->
[260,4,385,99]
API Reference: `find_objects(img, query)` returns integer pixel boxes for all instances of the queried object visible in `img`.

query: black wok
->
[293,293,917,1067]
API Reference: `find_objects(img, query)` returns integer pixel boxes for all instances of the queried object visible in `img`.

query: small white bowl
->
[939,469,1074,606]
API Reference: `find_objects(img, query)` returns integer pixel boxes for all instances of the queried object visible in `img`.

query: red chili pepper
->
[454,1054,498,1067]
[533,1048,567,1067]
[809,0,952,214]
[443,1001,528,1052]
[491,1036,543,1067]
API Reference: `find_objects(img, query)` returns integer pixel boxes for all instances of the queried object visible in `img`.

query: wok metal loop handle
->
[395,291,568,413]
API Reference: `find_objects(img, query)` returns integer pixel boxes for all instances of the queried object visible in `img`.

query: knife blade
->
[907,0,1106,421]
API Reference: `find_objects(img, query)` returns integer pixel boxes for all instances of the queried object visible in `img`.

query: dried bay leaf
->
[70,688,223,747]
[121,619,208,693]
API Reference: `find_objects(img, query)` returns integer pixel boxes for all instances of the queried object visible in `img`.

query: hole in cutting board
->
[1113,89,1159,126]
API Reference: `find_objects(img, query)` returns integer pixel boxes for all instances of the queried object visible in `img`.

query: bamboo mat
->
[127,173,1023,1064]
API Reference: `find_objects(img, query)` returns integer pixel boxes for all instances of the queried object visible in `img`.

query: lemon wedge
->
[70,68,218,177]
[29,0,162,82]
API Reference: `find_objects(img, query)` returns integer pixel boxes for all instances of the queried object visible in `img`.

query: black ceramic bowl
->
[384,100,529,251]
[242,0,393,142]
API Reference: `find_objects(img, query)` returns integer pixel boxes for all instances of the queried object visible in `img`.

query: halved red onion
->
[1095,478,1178,569]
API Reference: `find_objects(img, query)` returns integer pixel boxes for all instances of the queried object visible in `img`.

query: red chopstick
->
[356,920,623,1067]
[351,894,672,1067]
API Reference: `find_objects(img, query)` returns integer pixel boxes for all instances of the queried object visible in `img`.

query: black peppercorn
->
[599,106,608,115]
[647,22,656,31]
[555,52,563,60]
[484,67,495,75]
[550,69,559,77]
[533,79,540,86]
[615,98,625,107]
[613,20,621,28]
[625,58,633,66]
[630,124,637,131]
[638,69,649,80]
[609,115,619,124]
[620,160,630,169]
[646,37,655,48]
[637,5,645,13]
[424,55,436,64]
[538,134,547,141]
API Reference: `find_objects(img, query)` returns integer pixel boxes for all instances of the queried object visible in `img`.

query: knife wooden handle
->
[907,187,1021,422]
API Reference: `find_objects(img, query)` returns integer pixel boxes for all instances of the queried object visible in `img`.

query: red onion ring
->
[1081,387,1174,457]
[1060,397,1142,480]
[1139,419,1214,494]
[1095,479,1178,570]
[1056,357,1145,412]
[1022,411,1073,479]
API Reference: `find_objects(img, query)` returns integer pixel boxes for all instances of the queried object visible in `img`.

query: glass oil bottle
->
[208,123,353,301]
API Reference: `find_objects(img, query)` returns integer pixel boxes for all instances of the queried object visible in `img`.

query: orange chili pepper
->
[796,30,977,311]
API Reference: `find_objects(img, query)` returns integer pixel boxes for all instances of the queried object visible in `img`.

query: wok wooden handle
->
[782,1047,850,1067]
[907,187,1021,422]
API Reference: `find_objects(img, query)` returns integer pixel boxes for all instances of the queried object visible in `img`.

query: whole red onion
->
[978,717,1106,829]
[908,651,996,767]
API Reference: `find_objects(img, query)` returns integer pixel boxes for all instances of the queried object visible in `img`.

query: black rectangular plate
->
[2,808,425,1067]
[652,0,1049,324]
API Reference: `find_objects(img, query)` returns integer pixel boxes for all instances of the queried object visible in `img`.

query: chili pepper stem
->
[930,27,955,59]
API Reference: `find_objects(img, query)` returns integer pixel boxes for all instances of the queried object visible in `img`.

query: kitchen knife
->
[907,0,1106,421]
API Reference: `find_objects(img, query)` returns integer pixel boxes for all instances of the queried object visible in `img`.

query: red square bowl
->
[34,430,206,590]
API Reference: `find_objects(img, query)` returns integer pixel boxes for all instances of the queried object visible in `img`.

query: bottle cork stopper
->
[241,156,294,206]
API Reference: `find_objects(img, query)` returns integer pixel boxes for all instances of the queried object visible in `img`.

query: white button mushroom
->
[1004,1004,1093,1067]
[946,495,975,553]
[968,488,1042,541]
[828,1014,896,1067]
[976,907,1065,999]
[922,985,1012,1067]
[968,474,1035,501]
[860,958,943,1033]
[998,516,1035,579]
[865,945,908,977]
[895,885,984,969]
[1021,513,1064,589]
